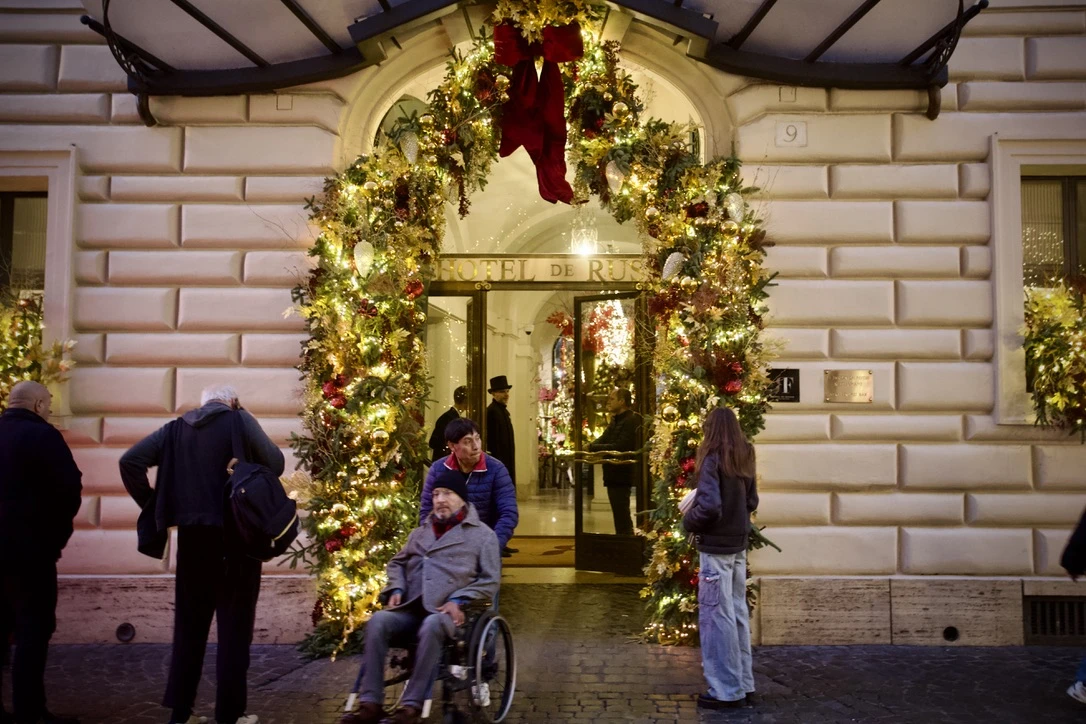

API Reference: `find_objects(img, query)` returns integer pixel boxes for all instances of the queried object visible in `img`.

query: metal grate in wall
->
[1023,596,1086,645]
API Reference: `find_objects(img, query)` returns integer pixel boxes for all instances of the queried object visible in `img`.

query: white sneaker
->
[1068,681,1086,704]
[472,682,491,707]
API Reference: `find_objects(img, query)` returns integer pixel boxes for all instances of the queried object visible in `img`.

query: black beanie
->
[432,468,470,504]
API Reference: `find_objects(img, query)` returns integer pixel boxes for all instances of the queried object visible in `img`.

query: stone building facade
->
[1,0,1085,646]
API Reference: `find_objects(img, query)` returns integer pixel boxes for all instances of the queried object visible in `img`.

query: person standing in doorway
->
[1061,503,1086,705]
[118,384,284,724]
[587,388,641,536]
[429,385,468,462]
[485,375,518,556]
[0,381,83,724]
[682,407,758,710]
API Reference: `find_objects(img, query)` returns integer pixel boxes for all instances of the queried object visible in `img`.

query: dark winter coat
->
[486,399,516,484]
[0,407,82,563]
[682,453,758,555]
[420,454,518,549]
[429,406,460,462]
[1061,505,1086,578]
[588,409,642,488]
[119,402,285,557]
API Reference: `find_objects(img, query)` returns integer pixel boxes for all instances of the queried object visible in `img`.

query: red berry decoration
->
[729,361,744,374]
[321,380,338,399]
[324,539,342,553]
[680,457,696,474]
[329,394,347,409]
[725,379,742,394]
[339,524,357,539]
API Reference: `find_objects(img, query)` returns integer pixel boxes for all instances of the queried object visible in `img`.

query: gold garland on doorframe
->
[291,0,777,655]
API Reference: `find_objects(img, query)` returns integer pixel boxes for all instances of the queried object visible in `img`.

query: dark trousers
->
[164,526,261,724]
[0,560,57,721]
[607,486,634,535]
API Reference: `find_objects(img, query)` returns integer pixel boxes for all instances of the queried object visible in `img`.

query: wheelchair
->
[344,599,516,723]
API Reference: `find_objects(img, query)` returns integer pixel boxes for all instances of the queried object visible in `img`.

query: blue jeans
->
[698,551,754,702]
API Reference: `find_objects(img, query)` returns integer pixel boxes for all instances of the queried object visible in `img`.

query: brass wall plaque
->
[824,370,873,403]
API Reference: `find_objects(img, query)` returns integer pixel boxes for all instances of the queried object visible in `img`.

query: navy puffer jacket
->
[420,454,518,548]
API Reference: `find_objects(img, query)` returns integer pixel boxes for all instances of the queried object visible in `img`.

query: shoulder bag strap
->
[230,409,248,465]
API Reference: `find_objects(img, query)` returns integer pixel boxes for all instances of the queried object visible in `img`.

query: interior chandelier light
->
[570,205,599,256]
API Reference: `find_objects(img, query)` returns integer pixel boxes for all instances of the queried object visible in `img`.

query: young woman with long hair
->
[681,406,759,710]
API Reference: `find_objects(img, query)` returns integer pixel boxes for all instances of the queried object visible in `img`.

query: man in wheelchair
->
[344,470,501,724]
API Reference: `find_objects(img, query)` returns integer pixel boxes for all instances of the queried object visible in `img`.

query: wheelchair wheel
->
[467,614,515,723]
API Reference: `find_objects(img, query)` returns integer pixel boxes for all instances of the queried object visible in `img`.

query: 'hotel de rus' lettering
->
[437,256,645,284]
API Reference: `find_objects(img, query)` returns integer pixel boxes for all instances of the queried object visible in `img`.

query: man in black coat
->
[485,376,518,557]
[1061,505,1086,705]
[119,384,283,724]
[0,381,82,724]
[428,386,468,462]
[588,388,641,535]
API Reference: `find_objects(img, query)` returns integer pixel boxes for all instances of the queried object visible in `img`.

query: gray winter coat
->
[381,503,501,613]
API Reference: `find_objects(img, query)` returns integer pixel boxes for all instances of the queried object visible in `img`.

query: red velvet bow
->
[494,22,583,204]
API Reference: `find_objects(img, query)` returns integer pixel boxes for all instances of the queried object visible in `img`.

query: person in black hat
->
[485,375,518,556]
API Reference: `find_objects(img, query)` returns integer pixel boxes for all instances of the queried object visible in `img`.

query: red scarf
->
[432,506,468,539]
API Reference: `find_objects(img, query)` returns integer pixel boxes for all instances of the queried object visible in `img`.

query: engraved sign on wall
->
[775,121,807,147]
[767,368,800,403]
[824,370,873,403]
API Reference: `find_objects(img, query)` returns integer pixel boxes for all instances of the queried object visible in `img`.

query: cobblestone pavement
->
[4,584,1085,723]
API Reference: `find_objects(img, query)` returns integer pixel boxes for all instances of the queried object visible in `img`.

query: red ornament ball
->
[324,539,342,553]
[725,379,743,395]
[404,279,425,300]
[339,524,358,539]
[321,380,338,399]
[329,394,347,409]
[680,457,696,474]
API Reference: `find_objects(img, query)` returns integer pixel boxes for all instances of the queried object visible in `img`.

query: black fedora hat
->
[488,375,512,393]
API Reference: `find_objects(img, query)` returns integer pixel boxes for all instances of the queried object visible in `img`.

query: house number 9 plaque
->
[824,370,873,403]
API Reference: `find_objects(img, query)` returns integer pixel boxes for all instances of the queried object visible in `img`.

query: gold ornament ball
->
[330,502,350,519]
[677,419,690,430]
[362,181,378,192]
[499,92,510,104]
[661,404,679,423]
[722,220,740,235]
[612,101,629,117]
[426,154,438,165]
[603,91,613,101]
[360,455,373,468]
[645,206,660,219]
[679,277,699,293]
[371,429,390,448]
[686,438,699,448]
[494,75,510,91]
[420,114,434,127]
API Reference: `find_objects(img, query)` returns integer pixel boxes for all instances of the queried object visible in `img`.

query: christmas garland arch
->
[292,0,776,654]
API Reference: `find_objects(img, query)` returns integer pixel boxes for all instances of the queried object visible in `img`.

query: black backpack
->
[227,411,299,561]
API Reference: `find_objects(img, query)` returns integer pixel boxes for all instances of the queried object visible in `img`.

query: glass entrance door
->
[573,292,648,575]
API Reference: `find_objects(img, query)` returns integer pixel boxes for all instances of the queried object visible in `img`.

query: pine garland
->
[1024,277,1086,442]
[292,1,776,654]
[0,291,74,411]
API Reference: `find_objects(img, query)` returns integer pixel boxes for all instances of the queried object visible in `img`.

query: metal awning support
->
[85,0,989,127]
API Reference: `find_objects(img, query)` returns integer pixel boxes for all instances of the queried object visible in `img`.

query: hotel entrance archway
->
[426,260,651,576]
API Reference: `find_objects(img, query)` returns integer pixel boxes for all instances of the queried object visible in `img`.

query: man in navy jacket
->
[419,418,518,555]
[119,384,283,724]
[1062,506,1086,705]
[0,381,82,724]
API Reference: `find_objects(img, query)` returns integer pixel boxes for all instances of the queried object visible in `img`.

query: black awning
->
[81,0,987,125]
